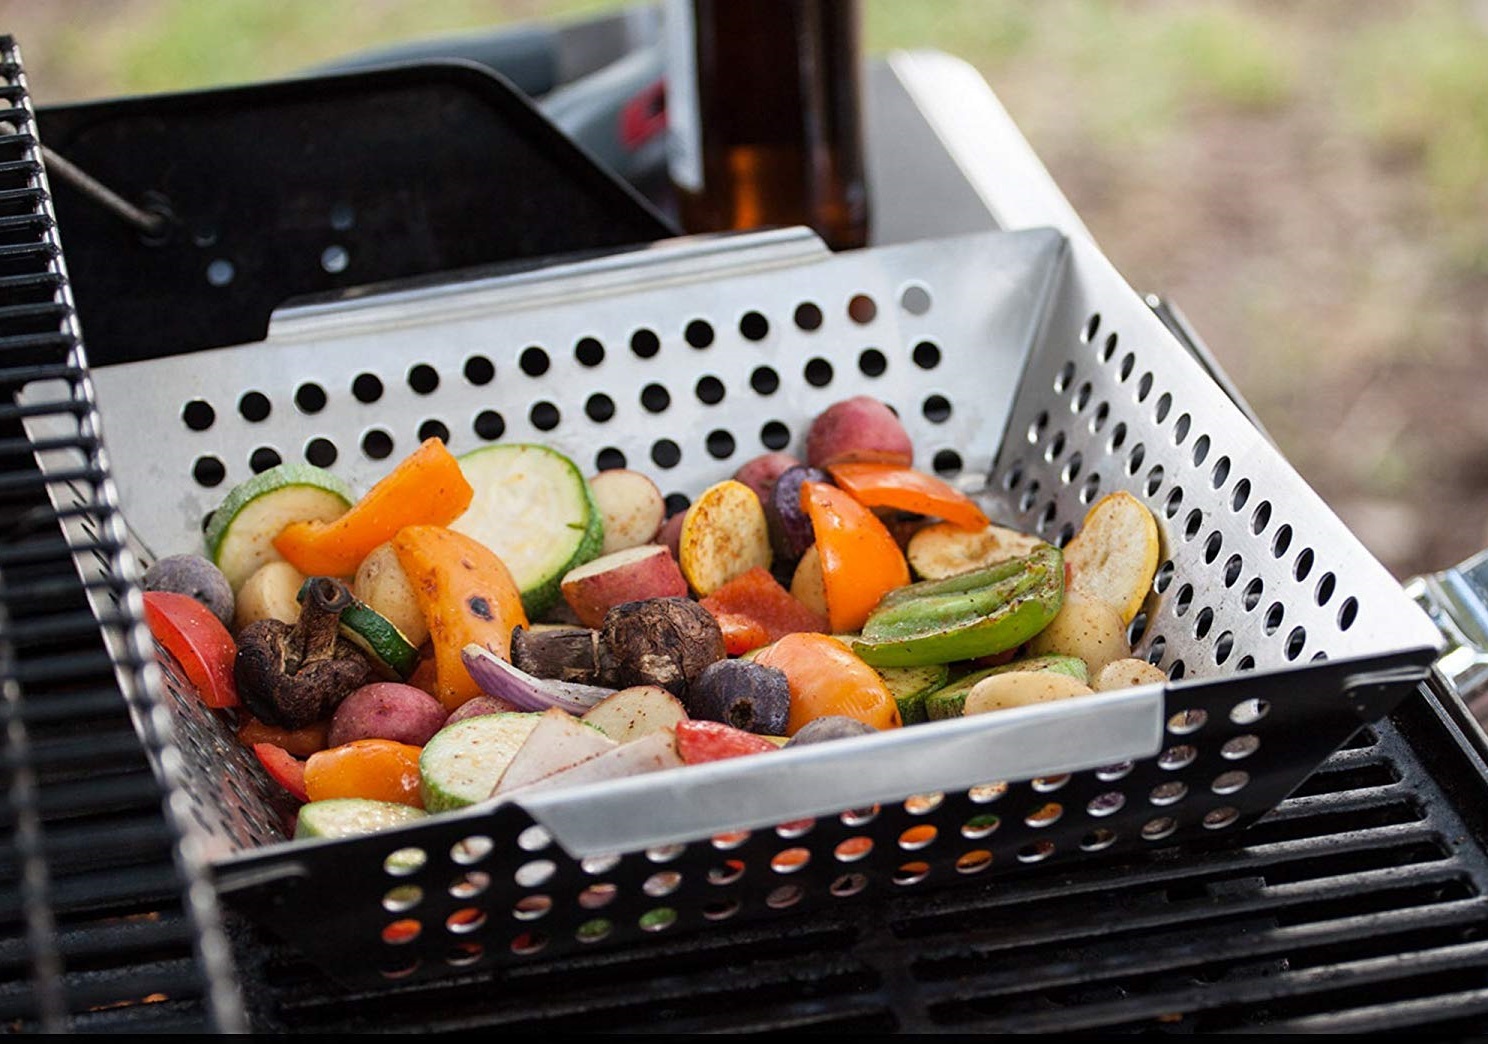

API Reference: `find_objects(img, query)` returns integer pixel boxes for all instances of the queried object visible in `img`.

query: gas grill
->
[7,20,1488,1036]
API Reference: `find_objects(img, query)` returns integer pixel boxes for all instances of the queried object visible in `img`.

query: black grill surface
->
[7,29,1488,1037]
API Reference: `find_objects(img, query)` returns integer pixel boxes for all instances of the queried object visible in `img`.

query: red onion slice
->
[461,644,613,714]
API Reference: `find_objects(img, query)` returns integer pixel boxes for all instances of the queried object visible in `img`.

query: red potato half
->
[561,544,689,629]
[678,479,773,596]
[588,468,667,555]
[805,395,914,469]
[327,682,449,748]
[732,451,803,507]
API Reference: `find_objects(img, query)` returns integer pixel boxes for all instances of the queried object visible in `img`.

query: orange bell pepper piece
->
[826,461,990,531]
[273,438,473,578]
[391,525,529,711]
[753,632,901,735]
[303,738,423,807]
[800,480,910,634]
[238,714,329,759]
[698,566,828,655]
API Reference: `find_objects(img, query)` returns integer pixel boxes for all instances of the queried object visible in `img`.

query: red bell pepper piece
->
[252,742,309,803]
[141,590,239,709]
[825,461,990,531]
[698,566,828,655]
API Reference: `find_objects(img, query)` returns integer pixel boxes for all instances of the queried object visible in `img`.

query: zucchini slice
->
[338,600,421,681]
[419,712,544,813]
[450,444,603,618]
[294,798,428,840]
[205,463,353,591]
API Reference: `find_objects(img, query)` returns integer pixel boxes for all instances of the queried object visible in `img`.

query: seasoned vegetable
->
[732,451,803,507]
[561,544,689,629]
[233,577,372,729]
[752,632,901,735]
[143,554,234,629]
[580,685,690,744]
[697,565,828,656]
[449,443,604,618]
[801,480,910,634]
[788,544,829,619]
[274,438,472,578]
[678,478,773,597]
[304,738,424,807]
[391,525,529,711]
[924,654,1088,721]
[588,468,666,554]
[327,682,449,748]
[851,546,1064,667]
[353,541,429,648]
[443,694,524,726]
[675,719,779,763]
[690,657,792,735]
[142,590,240,709]
[334,596,420,681]
[205,462,352,591]
[1026,587,1131,676]
[294,798,428,840]
[783,715,879,747]
[252,742,309,802]
[238,714,328,759]
[962,670,1095,715]
[875,662,949,726]
[826,462,990,532]
[498,728,683,798]
[1062,491,1161,625]
[906,521,1050,581]
[601,597,726,704]
[233,560,305,633]
[419,712,544,812]
[804,395,914,468]
[1093,657,1169,691]
[462,643,615,714]
[509,625,613,686]
[765,464,828,564]
[491,708,617,795]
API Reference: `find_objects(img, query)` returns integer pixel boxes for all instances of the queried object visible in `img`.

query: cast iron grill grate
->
[0,36,242,1034]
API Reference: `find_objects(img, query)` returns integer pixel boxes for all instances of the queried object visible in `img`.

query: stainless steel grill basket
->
[22,210,1446,986]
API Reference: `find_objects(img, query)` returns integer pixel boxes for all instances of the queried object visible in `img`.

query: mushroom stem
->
[286,576,354,673]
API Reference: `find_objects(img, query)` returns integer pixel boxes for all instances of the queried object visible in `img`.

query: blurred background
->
[4,0,1486,583]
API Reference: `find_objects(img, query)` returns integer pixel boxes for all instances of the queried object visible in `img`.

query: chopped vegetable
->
[233,577,372,729]
[234,560,306,633]
[962,670,1095,715]
[509,625,613,686]
[678,478,773,597]
[1062,491,1161,625]
[764,465,828,565]
[1027,587,1132,676]
[462,643,615,714]
[353,541,429,648]
[580,685,690,744]
[588,468,666,554]
[800,480,910,634]
[752,631,901,735]
[697,565,828,655]
[238,714,328,759]
[294,798,428,840]
[906,522,1050,581]
[850,546,1064,667]
[674,719,780,763]
[304,738,424,807]
[601,596,726,705]
[330,592,420,681]
[327,682,449,747]
[561,544,689,629]
[783,715,879,746]
[924,654,1088,721]
[419,712,544,812]
[449,443,604,618]
[274,437,473,579]
[491,708,617,795]
[141,590,240,709]
[690,657,792,735]
[1092,658,1169,691]
[143,554,234,629]
[391,524,529,711]
[826,462,990,531]
[875,662,949,726]
[804,395,914,468]
[205,462,353,591]
[252,742,309,802]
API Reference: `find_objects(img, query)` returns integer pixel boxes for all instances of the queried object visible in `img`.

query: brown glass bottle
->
[664,0,869,251]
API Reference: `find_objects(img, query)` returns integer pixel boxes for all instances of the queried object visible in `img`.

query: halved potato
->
[906,521,1049,580]
[1063,491,1161,624]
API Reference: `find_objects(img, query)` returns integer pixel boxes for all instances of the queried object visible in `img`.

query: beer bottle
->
[664,0,870,251]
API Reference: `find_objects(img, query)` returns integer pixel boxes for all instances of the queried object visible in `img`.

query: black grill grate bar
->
[0,103,32,125]
[13,960,210,1024]
[22,732,155,780]
[0,299,68,325]
[12,685,139,725]
[9,648,123,685]
[0,396,89,423]
[4,606,134,644]
[0,909,199,972]
[0,268,61,290]
[1260,987,1488,1034]
[0,571,126,608]
[0,237,53,258]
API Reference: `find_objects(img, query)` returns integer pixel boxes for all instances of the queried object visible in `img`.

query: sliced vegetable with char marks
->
[206,462,352,592]
[450,443,604,618]
[825,462,990,531]
[800,480,910,634]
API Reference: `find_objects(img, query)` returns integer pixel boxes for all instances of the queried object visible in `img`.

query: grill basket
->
[20,72,1444,992]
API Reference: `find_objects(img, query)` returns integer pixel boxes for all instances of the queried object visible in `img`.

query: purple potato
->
[766,465,829,564]
[143,553,234,628]
[784,715,879,747]
[691,658,791,735]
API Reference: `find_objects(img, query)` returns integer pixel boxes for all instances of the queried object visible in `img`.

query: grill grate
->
[0,37,242,1034]
[229,690,1488,1034]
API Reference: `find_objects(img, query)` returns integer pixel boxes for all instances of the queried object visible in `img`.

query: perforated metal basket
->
[23,219,1443,987]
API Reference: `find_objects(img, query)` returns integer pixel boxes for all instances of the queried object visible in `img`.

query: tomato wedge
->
[141,590,239,708]
[800,480,910,634]
[675,719,780,763]
[825,462,990,531]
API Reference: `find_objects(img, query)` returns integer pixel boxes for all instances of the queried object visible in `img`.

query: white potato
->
[963,670,1094,715]
[1092,657,1169,692]
[354,541,429,647]
[588,468,667,555]
[233,560,305,633]
[906,521,1049,580]
[581,685,690,744]
[1027,588,1131,676]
